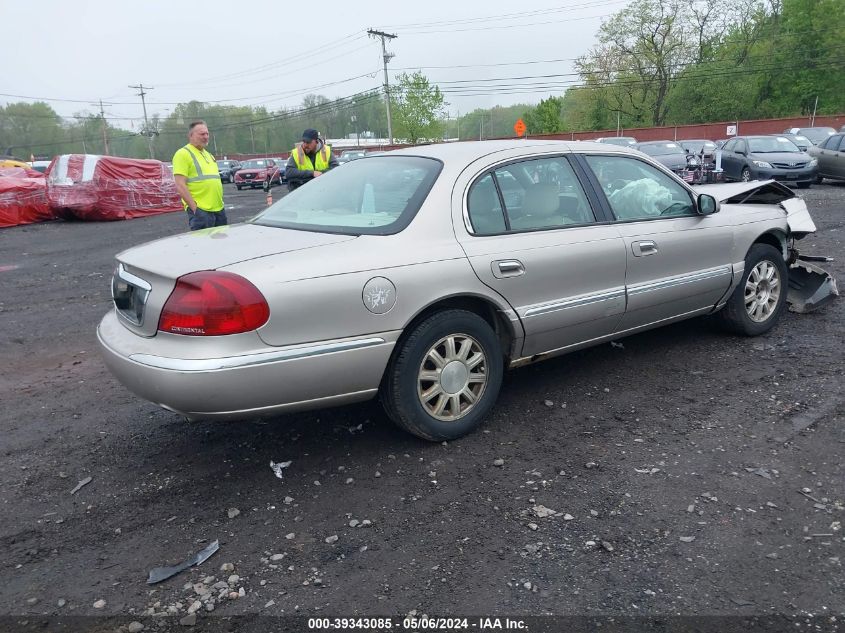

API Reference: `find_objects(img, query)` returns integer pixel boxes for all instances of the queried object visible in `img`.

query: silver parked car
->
[98,141,835,441]
[807,132,845,183]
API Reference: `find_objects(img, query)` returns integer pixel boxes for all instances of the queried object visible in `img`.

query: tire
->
[380,309,504,441]
[816,174,824,184]
[715,243,788,336]
[797,181,811,189]
[236,185,242,190]
[741,167,752,182]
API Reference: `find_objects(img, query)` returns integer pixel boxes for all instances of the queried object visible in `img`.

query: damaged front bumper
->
[695,179,839,314]
[788,255,839,314]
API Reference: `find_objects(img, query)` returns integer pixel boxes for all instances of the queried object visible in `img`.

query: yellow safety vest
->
[177,144,223,212]
[291,143,332,172]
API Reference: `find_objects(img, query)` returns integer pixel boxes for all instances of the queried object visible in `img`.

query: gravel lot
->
[1,181,843,631]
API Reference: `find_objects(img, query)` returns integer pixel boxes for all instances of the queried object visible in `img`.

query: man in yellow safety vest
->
[284,128,338,191]
[172,120,226,230]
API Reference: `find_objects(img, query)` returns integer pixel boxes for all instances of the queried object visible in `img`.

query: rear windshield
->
[252,156,442,235]
[599,137,636,146]
[638,142,682,156]
[799,128,835,144]
[682,140,716,152]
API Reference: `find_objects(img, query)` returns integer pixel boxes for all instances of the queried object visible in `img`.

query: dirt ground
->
[1,181,843,632]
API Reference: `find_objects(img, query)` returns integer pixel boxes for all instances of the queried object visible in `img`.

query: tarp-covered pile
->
[0,169,51,229]
[46,155,183,221]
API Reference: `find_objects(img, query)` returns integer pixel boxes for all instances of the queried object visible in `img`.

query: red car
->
[233,159,282,190]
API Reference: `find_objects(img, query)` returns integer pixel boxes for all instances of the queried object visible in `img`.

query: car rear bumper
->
[97,310,398,420]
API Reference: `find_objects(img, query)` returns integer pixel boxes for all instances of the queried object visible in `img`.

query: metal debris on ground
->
[147,540,220,585]
[744,467,773,480]
[610,341,624,349]
[69,476,93,495]
[270,460,292,479]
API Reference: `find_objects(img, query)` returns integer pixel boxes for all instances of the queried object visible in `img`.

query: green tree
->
[391,72,446,144]
[523,96,566,134]
[0,102,64,157]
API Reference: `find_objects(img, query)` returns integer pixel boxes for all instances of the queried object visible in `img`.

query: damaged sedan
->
[98,141,837,441]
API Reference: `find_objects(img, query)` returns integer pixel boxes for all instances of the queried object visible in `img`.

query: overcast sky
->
[3,0,631,129]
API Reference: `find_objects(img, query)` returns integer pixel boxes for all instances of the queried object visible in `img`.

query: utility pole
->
[98,99,110,155]
[367,29,397,145]
[129,83,156,159]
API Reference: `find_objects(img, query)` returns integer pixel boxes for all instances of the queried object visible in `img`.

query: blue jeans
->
[187,208,228,230]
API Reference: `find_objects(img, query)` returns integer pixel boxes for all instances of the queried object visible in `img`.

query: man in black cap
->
[284,129,338,191]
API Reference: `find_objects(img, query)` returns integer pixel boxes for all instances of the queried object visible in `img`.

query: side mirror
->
[697,194,719,216]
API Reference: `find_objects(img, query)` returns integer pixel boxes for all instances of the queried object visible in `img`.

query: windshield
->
[748,137,801,153]
[252,156,442,235]
[638,142,682,156]
[241,160,270,169]
[682,140,716,152]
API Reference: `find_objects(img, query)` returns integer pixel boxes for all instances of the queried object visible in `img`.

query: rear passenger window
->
[467,156,595,234]
[467,174,506,234]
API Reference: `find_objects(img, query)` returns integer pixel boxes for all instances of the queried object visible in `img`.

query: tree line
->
[1,0,841,159]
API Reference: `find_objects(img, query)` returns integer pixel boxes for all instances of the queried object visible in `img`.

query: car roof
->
[386,140,636,161]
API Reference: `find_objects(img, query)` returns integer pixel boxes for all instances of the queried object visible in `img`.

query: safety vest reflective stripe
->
[292,144,331,171]
[182,145,219,182]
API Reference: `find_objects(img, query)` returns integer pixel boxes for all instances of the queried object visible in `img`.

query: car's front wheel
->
[716,243,787,336]
[741,167,752,182]
[381,309,504,441]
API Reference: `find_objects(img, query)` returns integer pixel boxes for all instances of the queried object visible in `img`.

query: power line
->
[154,31,367,89]
[381,0,626,29]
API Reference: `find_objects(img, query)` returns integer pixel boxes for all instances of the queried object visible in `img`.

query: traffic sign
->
[514,118,526,137]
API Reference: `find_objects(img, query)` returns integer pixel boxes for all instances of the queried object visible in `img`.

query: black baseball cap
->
[301,129,319,141]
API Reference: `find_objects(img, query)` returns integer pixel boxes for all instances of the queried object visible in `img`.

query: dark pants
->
[187,208,228,231]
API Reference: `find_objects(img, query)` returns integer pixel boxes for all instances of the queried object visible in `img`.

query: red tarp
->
[46,155,183,221]
[0,166,46,179]
[0,177,52,228]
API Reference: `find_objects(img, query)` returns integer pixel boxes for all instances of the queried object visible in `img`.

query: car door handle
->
[492,259,525,278]
[632,240,658,257]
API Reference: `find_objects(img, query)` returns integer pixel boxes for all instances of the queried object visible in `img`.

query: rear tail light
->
[158,271,270,336]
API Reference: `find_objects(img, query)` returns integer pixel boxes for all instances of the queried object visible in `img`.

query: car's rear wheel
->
[716,243,787,336]
[381,309,504,441]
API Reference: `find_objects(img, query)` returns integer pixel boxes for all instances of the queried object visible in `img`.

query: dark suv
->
[216,160,241,183]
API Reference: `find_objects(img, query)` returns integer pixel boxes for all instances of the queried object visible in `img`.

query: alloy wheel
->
[744,260,781,322]
[417,333,488,422]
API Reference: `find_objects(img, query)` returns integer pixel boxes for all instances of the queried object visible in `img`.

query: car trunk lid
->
[112,224,355,337]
